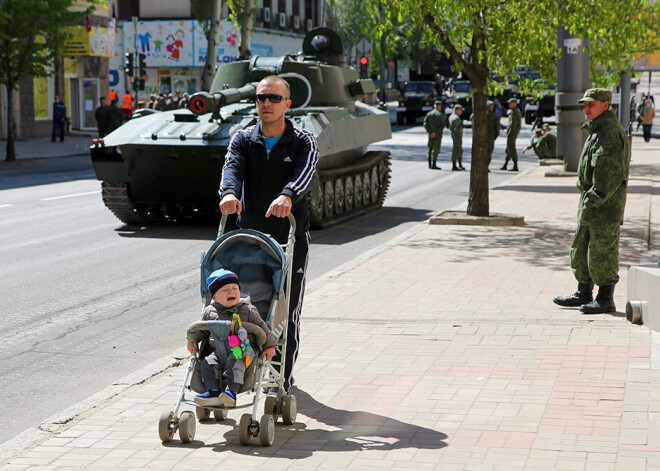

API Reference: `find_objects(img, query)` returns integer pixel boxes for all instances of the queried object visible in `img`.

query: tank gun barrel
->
[189,82,259,117]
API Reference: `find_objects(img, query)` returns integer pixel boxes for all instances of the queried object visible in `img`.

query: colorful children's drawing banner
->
[123,20,241,67]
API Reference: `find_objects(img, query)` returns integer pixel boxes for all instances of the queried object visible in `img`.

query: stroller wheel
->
[238,413,253,446]
[259,414,275,447]
[264,395,279,423]
[158,411,176,442]
[195,407,211,421]
[214,408,228,421]
[178,411,196,443]
[281,395,297,425]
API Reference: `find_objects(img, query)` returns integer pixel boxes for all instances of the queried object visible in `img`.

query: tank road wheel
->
[259,414,275,447]
[334,179,345,214]
[196,406,211,421]
[158,411,176,442]
[370,167,380,203]
[178,411,196,443]
[323,181,334,219]
[264,395,279,423]
[362,172,371,205]
[213,409,228,421]
[281,395,297,425]
[344,176,354,212]
[238,413,254,446]
[354,175,363,208]
[309,178,324,226]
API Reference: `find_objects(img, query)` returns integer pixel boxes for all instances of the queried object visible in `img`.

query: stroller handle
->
[218,213,296,240]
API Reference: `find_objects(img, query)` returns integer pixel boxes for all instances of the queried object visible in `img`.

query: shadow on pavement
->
[162,388,448,456]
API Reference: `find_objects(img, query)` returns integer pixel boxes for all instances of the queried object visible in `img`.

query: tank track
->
[309,150,391,229]
[101,182,157,226]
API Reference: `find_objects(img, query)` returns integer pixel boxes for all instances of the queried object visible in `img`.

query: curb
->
[0,350,187,465]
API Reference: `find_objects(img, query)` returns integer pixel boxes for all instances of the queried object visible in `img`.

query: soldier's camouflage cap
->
[486,100,494,107]
[434,100,443,106]
[454,104,463,110]
[541,123,550,130]
[577,88,611,103]
[507,98,517,104]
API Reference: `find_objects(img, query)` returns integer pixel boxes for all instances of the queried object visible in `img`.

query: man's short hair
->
[259,75,291,96]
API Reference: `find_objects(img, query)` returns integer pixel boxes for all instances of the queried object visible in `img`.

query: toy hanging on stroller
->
[158,214,297,446]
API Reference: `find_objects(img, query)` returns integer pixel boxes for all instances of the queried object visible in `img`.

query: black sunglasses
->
[256,93,289,103]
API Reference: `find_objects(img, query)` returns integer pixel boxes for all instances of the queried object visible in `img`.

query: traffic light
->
[359,56,369,79]
[138,78,145,91]
[138,53,147,77]
[124,52,134,77]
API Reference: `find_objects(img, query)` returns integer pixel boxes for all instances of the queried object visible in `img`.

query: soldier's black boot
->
[432,162,441,170]
[458,163,466,170]
[553,283,594,307]
[500,162,508,170]
[428,160,432,169]
[452,161,459,171]
[580,285,616,314]
[509,162,519,171]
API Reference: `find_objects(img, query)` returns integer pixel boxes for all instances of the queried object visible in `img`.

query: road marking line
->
[41,190,101,201]
[0,204,13,208]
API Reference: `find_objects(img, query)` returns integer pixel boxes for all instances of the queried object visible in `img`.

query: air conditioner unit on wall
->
[306,18,313,31]
[278,12,287,28]
[293,15,300,30]
[260,7,271,23]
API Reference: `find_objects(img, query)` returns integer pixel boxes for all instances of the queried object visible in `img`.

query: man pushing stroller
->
[187,269,276,407]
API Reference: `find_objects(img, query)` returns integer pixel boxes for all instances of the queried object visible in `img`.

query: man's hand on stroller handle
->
[219,194,242,215]
[186,340,198,354]
[265,195,292,218]
[261,347,276,360]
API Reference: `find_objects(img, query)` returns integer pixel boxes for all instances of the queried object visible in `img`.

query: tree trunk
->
[466,80,489,216]
[202,0,222,91]
[5,83,16,162]
[238,0,255,60]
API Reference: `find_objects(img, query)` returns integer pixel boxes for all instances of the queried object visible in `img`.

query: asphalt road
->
[0,122,538,445]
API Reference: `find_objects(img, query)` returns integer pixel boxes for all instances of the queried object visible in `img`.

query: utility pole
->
[556,22,589,172]
[619,71,631,129]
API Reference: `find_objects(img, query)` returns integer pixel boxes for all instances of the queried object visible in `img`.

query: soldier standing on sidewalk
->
[501,98,521,171]
[553,88,631,314]
[486,100,500,169]
[449,105,465,171]
[423,100,447,169]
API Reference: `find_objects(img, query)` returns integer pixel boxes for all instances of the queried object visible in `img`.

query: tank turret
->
[90,28,391,228]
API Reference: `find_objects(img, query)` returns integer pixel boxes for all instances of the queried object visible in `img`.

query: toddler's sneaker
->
[218,390,236,407]
[194,390,220,406]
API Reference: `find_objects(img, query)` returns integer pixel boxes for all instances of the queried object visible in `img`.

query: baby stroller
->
[158,214,297,446]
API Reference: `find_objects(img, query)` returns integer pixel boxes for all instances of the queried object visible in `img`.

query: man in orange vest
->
[108,89,118,104]
[121,90,133,121]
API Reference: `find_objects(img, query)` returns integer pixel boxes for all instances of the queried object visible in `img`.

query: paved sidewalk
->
[0,135,94,162]
[1,134,659,470]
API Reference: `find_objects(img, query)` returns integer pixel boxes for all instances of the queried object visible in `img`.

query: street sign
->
[357,38,373,57]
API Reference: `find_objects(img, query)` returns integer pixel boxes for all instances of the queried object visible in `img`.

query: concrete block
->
[627,265,660,331]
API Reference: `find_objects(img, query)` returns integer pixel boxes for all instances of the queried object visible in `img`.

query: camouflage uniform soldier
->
[486,100,500,167]
[449,105,465,171]
[523,123,556,159]
[501,98,521,171]
[423,100,447,169]
[553,88,630,314]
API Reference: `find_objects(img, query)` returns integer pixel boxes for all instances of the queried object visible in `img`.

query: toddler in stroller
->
[187,269,277,408]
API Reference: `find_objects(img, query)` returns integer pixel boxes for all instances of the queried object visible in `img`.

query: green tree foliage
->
[389,0,660,216]
[0,0,98,161]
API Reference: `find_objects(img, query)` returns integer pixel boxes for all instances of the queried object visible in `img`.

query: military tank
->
[90,28,392,228]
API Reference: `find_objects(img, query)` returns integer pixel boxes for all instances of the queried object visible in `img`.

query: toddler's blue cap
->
[207,269,239,295]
